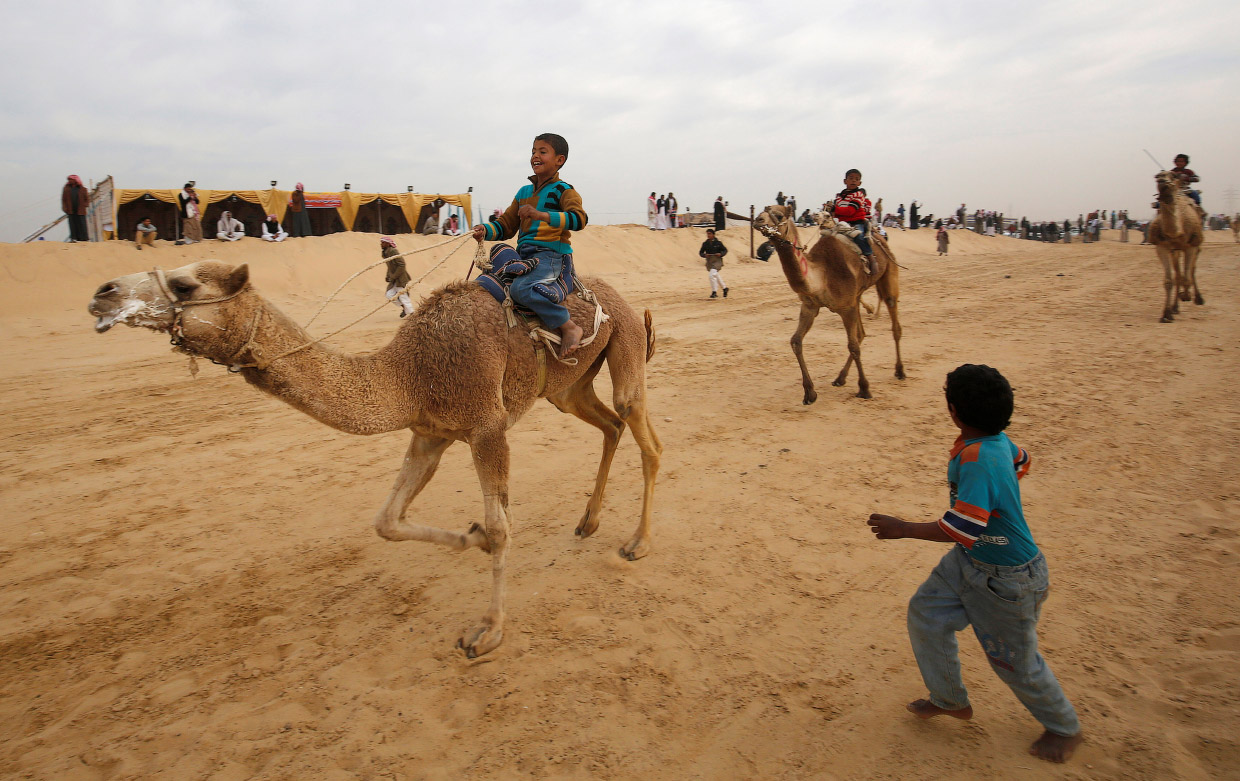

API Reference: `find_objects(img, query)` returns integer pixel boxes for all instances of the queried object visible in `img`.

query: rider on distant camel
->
[829,168,876,275]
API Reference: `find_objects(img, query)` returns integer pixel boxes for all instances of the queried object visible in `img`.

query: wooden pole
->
[749,205,755,258]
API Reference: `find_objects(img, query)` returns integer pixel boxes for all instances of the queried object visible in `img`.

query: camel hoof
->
[831,378,845,387]
[802,390,817,405]
[856,390,873,400]
[575,508,599,539]
[1160,314,1174,323]
[457,622,503,658]
[895,366,906,380]
[1179,291,1191,302]
[619,537,651,561]
[1195,294,1204,305]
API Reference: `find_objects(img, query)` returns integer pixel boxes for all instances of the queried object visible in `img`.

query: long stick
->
[1143,149,1165,170]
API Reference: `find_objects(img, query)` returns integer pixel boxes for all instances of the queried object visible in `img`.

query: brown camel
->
[753,205,904,402]
[1231,213,1239,243]
[88,261,661,658]
[1148,171,1204,322]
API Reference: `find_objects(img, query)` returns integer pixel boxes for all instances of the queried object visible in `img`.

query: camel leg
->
[457,425,512,658]
[609,360,661,561]
[876,271,905,380]
[791,303,822,405]
[614,395,661,561]
[373,433,488,552]
[1155,245,1176,322]
[547,362,626,539]
[840,307,871,399]
[1187,245,1204,305]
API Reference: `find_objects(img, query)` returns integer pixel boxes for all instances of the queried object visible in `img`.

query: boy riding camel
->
[473,133,587,357]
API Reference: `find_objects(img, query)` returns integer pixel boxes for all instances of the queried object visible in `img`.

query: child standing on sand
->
[866,364,1082,764]
[473,133,586,357]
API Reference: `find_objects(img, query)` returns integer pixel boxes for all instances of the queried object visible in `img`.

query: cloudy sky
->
[2,0,1237,242]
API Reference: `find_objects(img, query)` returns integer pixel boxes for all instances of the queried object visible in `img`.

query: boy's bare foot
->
[1029,730,1082,763]
[906,698,973,720]
[559,319,584,359]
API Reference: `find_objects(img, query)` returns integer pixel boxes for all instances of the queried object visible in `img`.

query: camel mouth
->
[90,300,145,334]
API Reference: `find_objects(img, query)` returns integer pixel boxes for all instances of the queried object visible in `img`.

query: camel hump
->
[644,309,656,363]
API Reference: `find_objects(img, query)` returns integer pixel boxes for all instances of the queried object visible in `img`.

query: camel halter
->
[150,267,256,372]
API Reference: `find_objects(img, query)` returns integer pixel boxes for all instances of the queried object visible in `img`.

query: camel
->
[1231,213,1239,243]
[753,205,904,402]
[1148,171,1204,322]
[87,260,661,658]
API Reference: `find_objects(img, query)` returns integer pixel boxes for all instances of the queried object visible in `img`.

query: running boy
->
[698,228,729,299]
[866,364,1082,764]
[380,236,414,318]
[829,169,876,274]
[474,133,586,357]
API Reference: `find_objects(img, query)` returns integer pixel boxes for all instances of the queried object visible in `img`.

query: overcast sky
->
[2,0,1238,242]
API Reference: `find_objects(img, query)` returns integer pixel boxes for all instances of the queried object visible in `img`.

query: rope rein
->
[227,234,474,371]
[163,232,608,385]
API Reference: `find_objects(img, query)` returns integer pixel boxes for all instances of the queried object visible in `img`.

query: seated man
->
[216,211,245,241]
[261,213,288,242]
[134,217,157,250]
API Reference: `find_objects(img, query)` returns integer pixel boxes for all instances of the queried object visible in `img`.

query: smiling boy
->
[473,133,587,357]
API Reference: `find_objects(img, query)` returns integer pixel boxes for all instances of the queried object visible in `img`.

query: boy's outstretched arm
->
[867,514,955,543]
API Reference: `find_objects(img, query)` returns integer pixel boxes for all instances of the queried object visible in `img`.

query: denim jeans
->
[846,220,872,255]
[907,545,1080,736]
[512,246,570,329]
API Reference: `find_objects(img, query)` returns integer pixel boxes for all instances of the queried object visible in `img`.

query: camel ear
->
[224,264,250,294]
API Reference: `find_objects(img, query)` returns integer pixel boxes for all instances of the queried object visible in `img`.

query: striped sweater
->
[482,174,588,254]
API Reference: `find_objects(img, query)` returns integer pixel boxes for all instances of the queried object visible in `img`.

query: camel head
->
[89,261,255,362]
[753,204,797,244]
[1155,170,1179,202]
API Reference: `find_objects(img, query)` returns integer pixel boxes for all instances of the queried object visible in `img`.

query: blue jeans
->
[908,545,1080,737]
[512,246,570,329]
[846,220,872,255]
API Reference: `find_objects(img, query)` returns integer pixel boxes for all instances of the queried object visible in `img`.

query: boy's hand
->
[867,513,907,540]
[517,204,547,222]
[471,225,485,242]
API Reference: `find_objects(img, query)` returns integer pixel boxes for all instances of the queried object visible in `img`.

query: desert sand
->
[1,223,1237,780]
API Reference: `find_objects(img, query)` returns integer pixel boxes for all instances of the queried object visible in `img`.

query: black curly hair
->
[534,133,569,159]
[1174,153,1189,164]
[945,364,1013,435]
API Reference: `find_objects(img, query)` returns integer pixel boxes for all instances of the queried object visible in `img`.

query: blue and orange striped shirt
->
[482,174,588,254]
[939,433,1039,566]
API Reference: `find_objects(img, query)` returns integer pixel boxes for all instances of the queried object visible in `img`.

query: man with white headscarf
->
[216,211,245,241]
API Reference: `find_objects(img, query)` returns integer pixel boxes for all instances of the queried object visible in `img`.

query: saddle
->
[474,243,610,396]
[817,215,864,256]
[476,243,576,318]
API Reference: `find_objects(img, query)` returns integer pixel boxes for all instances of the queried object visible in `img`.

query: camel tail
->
[644,308,656,363]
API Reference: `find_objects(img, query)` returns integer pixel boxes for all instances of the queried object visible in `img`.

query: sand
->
[1,224,1238,780]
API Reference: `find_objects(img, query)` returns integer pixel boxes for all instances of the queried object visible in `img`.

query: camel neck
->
[236,301,418,435]
[770,233,811,297]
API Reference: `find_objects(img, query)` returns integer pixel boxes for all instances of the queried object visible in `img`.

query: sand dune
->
[1,225,1237,779]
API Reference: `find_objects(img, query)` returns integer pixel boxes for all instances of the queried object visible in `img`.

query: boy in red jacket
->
[830,169,875,274]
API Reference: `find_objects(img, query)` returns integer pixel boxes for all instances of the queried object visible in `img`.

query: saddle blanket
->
[476,243,577,318]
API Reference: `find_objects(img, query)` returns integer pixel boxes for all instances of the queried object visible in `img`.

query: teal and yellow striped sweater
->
[482,174,588,254]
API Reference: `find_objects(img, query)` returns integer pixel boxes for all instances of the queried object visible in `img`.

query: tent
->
[111,187,472,240]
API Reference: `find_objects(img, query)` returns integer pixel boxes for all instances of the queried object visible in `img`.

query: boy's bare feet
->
[559,319,584,359]
[1029,730,1082,763]
[906,698,973,720]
